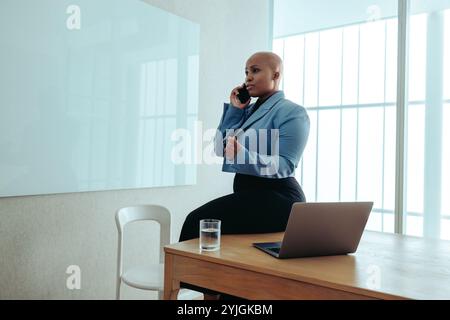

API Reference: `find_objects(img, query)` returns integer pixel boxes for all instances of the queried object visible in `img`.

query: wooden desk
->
[164,231,450,300]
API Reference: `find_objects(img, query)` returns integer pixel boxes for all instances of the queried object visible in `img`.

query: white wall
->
[0,0,271,299]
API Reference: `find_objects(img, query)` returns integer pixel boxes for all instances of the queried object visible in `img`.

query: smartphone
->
[237,84,251,104]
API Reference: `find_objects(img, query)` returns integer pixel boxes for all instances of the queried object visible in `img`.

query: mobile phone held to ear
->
[237,84,251,104]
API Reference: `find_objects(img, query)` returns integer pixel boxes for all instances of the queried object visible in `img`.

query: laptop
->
[253,202,373,259]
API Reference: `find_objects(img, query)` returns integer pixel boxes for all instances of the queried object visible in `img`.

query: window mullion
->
[339,28,344,202]
[395,0,410,234]
[315,33,321,202]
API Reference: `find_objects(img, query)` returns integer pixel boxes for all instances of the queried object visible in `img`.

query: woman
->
[178,52,310,298]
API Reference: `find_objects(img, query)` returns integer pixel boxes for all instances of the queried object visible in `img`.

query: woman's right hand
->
[230,85,251,110]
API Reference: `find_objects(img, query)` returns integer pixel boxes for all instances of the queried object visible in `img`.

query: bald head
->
[244,52,283,98]
[247,52,283,76]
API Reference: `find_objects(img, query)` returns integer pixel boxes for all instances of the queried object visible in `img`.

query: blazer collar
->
[241,91,285,131]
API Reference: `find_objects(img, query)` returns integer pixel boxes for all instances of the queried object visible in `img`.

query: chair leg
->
[203,293,221,300]
[116,281,121,300]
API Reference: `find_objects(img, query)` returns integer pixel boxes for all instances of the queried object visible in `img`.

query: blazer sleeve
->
[226,107,310,178]
[214,102,249,157]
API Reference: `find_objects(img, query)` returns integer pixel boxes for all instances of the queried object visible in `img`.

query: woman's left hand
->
[225,136,242,161]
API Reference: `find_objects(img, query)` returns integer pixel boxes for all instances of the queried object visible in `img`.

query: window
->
[274,17,398,233]
[404,1,450,239]
[273,0,450,239]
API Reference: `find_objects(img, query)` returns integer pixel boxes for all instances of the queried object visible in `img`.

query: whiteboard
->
[0,0,200,197]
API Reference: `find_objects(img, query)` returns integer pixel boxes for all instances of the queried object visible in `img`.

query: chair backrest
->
[115,205,171,277]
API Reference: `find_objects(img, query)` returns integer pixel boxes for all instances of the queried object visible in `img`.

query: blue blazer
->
[214,91,310,178]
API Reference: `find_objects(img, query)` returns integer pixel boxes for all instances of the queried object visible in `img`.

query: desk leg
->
[164,253,180,300]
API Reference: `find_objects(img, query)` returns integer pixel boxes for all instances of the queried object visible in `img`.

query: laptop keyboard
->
[268,247,280,253]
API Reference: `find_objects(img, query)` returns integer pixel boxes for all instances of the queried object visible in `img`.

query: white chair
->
[115,205,203,300]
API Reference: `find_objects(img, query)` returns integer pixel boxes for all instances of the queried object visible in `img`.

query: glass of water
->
[199,219,221,251]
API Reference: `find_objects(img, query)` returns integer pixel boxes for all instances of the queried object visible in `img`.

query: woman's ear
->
[273,72,280,80]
